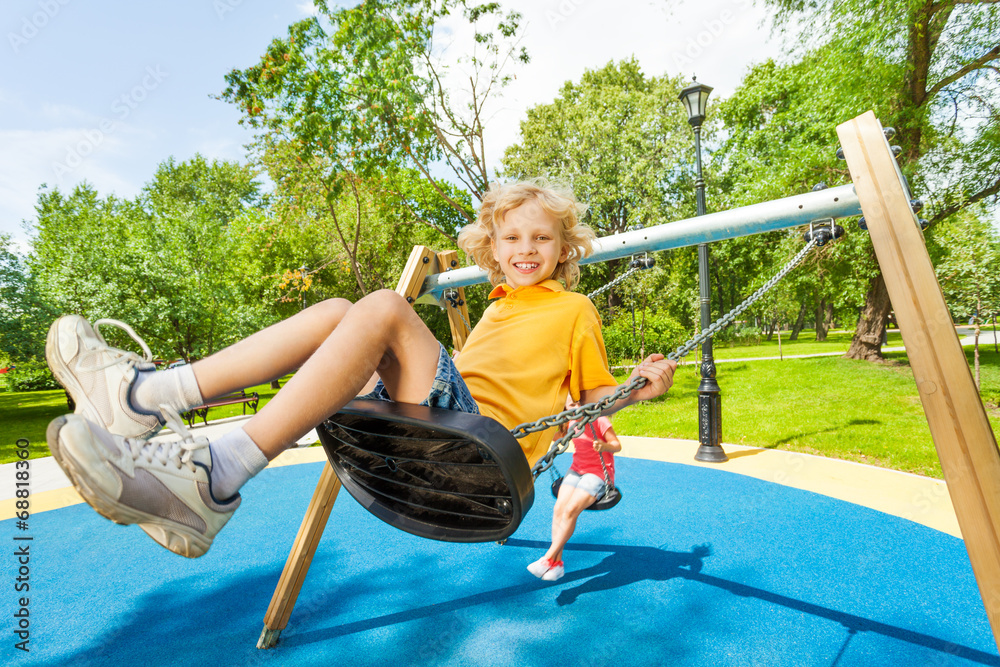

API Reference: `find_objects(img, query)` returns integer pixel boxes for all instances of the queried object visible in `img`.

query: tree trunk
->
[815,298,829,342]
[974,293,981,391]
[846,272,893,361]
[790,302,808,340]
[974,327,981,392]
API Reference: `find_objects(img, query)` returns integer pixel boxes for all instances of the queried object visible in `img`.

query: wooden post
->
[257,465,341,648]
[838,111,1000,649]
[437,250,472,352]
[257,245,444,648]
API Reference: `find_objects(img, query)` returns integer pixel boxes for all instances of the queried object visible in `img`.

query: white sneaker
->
[542,560,565,581]
[46,406,240,558]
[46,315,164,440]
[527,557,564,581]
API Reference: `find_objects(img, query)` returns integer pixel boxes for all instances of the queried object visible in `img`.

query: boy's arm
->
[580,354,677,415]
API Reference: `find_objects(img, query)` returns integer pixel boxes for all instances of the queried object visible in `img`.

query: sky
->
[0,0,787,249]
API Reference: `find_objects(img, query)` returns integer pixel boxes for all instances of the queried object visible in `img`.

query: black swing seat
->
[550,476,622,511]
[317,400,535,543]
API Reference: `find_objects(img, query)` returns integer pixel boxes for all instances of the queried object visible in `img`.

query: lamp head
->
[679,78,713,127]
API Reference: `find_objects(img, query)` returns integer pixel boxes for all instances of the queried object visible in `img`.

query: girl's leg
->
[545,486,596,563]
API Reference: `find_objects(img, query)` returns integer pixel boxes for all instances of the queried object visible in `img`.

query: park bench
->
[182,389,260,427]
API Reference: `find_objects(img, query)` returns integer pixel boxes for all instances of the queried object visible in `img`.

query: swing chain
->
[444,289,474,334]
[585,256,654,301]
[664,237,818,362]
[519,236,819,479]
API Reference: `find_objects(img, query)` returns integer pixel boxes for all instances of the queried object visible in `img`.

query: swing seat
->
[550,477,623,511]
[318,399,535,543]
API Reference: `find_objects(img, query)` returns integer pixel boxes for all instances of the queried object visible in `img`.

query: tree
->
[756,0,1000,361]
[716,43,908,352]
[258,139,472,301]
[219,0,528,226]
[0,233,58,390]
[28,157,286,363]
[930,209,1000,390]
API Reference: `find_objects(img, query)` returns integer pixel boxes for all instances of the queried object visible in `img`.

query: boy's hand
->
[626,354,677,403]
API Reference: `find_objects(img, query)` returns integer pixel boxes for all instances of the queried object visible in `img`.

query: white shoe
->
[46,315,164,440]
[542,561,565,581]
[528,557,564,581]
[46,406,240,558]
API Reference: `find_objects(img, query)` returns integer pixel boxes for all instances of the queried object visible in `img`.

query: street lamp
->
[299,265,309,311]
[679,77,727,463]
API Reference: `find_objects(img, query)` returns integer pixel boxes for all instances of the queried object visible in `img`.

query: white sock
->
[132,365,204,415]
[208,427,269,500]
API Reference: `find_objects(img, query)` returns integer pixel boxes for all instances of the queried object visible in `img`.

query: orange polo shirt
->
[455,279,618,465]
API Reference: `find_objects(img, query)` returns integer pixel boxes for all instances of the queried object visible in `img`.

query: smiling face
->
[491,200,569,289]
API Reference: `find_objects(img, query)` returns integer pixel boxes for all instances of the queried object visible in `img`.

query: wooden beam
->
[396,246,437,306]
[837,111,1000,650]
[437,250,472,352]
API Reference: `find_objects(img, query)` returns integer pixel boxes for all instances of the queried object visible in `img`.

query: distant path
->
[675,325,998,366]
[680,347,906,365]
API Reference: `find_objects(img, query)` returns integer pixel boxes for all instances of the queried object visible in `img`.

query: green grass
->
[0,377,291,464]
[612,345,1000,479]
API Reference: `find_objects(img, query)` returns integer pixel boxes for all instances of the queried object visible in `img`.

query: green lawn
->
[613,344,1000,479]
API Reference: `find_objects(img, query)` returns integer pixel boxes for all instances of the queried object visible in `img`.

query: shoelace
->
[75,318,154,373]
[126,405,209,472]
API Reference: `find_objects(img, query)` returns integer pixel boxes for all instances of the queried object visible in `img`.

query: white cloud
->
[296,2,318,16]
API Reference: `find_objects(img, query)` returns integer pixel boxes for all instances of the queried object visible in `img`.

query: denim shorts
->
[563,469,607,498]
[357,342,480,414]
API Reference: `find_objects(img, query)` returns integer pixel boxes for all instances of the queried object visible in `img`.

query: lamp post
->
[299,265,309,311]
[679,78,727,463]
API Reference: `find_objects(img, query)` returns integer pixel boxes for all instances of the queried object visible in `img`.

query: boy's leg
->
[189,298,358,402]
[47,290,441,556]
[241,290,440,458]
[47,299,358,441]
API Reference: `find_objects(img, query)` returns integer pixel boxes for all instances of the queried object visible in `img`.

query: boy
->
[45,180,676,557]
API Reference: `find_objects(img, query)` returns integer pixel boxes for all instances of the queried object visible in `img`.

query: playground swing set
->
[255,112,1000,654]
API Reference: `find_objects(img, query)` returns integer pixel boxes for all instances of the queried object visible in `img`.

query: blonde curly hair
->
[458,180,596,290]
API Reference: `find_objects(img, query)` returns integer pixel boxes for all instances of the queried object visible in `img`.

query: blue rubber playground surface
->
[7,456,998,666]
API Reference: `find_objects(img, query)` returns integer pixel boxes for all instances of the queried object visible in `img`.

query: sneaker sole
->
[45,316,162,441]
[47,416,215,558]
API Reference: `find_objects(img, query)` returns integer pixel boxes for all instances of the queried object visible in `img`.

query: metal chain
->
[520,237,819,478]
[586,265,641,301]
[444,290,474,333]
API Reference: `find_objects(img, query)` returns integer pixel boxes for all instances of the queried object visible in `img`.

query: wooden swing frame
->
[257,112,1000,652]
